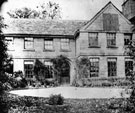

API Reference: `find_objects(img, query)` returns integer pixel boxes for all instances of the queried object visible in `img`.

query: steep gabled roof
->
[3,19,87,36]
[81,1,132,31]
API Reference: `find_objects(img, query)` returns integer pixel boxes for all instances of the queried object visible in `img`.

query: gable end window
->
[89,58,99,77]
[103,13,119,31]
[124,34,132,46]
[24,38,34,49]
[61,38,70,50]
[5,37,14,50]
[107,33,116,47]
[108,58,117,77]
[88,33,98,47]
[44,39,53,50]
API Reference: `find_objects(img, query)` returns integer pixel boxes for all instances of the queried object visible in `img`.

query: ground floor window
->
[125,58,133,76]
[89,58,99,77]
[108,58,117,77]
[24,60,34,79]
[44,61,53,78]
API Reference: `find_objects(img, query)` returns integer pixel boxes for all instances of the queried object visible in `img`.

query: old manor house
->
[2,1,135,85]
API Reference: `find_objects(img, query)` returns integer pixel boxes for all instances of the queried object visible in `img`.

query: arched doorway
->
[60,65,70,85]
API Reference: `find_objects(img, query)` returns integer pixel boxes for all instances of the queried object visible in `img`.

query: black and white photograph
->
[0,0,135,112]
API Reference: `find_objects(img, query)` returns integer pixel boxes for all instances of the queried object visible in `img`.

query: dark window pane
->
[108,58,117,77]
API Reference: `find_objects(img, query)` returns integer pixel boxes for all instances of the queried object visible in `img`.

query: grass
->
[65,98,126,113]
[6,93,131,113]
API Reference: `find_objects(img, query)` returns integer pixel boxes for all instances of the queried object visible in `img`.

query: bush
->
[47,94,64,105]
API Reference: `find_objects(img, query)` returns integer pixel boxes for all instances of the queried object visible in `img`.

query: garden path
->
[10,87,130,99]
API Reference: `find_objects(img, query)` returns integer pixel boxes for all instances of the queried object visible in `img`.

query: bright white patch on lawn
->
[9,87,130,99]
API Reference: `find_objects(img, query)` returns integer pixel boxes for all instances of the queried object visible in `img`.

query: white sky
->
[1,0,124,20]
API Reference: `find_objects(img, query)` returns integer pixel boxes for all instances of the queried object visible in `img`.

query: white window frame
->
[88,33,98,47]
[61,38,70,50]
[107,33,116,47]
[24,60,34,79]
[44,39,53,50]
[5,37,14,50]
[24,37,34,49]
[89,58,99,77]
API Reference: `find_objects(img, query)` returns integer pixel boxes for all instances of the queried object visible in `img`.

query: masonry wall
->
[76,32,130,78]
[75,3,134,79]
[7,37,75,77]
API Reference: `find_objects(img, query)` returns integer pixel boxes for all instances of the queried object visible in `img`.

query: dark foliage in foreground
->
[5,93,133,113]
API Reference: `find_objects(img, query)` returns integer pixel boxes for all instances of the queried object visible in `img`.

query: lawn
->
[7,93,131,113]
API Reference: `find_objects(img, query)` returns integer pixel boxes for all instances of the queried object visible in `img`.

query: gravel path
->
[9,87,130,99]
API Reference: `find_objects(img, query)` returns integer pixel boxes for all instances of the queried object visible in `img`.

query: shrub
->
[47,94,64,105]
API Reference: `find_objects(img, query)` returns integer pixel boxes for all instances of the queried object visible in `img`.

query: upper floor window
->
[44,39,53,50]
[107,33,116,47]
[124,34,132,46]
[108,58,117,77]
[88,33,98,47]
[44,61,53,78]
[125,58,133,76]
[24,38,34,49]
[89,58,99,77]
[61,38,69,50]
[5,37,14,50]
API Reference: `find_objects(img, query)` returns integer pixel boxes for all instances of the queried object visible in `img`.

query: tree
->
[0,16,10,113]
[34,59,49,83]
[51,55,70,83]
[7,1,61,19]
[123,32,135,112]
[0,16,8,89]
[7,7,34,19]
[75,57,90,79]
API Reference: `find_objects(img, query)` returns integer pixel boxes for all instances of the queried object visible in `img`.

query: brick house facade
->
[2,2,135,85]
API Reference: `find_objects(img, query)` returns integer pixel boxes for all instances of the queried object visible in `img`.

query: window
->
[88,33,98,47]
[44,39,53,50]
[24,38,34,49]
[44,61,53,78]
[5,37,14,50]
[125,58,133,76]
[89,58,99,77]
[108,58,117,77]
[107,33,116,47]
[61,39,69,50]
[124,34,132,46]
[24,60,34,79]
[103,14,119,31]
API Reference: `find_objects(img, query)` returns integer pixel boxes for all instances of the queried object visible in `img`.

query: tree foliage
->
[0,16,8,86]
[7,1,61,19]
[75,57,90,79]
[0,15,11,113]
[51,55,70,82]
[34,59,49,82]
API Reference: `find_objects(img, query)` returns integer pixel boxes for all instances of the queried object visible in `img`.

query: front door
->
[60,67,70,85]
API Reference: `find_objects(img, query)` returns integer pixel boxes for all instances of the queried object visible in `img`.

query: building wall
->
[7,37,75,77]
[75,3,134,79]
